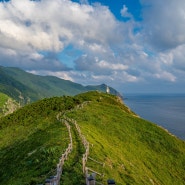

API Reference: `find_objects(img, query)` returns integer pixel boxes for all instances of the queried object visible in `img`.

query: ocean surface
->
[124,94,185,140]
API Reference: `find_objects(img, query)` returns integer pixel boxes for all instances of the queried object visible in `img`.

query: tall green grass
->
[0,92,9,107]
[0,91,184,185]
[0,96,80,184]
[68,91,185,185]
[0,92,11,117]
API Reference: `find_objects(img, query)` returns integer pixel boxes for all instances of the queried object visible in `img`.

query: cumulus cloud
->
[0,0,126,52]
[120,5,133,20]
[0,47,69,71]
[0,0,184,92]
[0,0,128,70]
[74,54,128,75]
[141,0,185,51]
[154,71,176,82]
[171,45,185,72]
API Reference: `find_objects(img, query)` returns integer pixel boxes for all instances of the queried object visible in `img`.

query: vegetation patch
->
[0,91,184,185]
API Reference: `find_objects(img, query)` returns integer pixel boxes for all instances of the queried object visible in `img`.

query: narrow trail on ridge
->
[60,119,85,185]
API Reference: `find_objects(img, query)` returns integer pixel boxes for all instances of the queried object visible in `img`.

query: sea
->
[124,94,185,141]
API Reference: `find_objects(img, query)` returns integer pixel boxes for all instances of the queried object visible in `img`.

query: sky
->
[0,0,185,94]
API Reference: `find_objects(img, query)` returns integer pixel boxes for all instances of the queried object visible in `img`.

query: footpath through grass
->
[60,121,85,185]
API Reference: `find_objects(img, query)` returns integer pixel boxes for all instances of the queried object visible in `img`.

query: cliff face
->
[0,91,184,185]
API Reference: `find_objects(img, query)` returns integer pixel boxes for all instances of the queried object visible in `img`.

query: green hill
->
[0,66,121,105]
[0,91,184,185]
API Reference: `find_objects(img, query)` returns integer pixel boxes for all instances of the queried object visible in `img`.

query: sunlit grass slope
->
[0,92,9,117]
[0,92,9,107]
[0,91,184,185]
[0,96,82,184]
[0,92,20,117]
[68,91,185,185]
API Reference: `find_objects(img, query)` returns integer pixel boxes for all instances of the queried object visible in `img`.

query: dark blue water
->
[124,94,185,140]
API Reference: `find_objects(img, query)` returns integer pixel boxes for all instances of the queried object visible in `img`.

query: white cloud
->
[74,55,129,77]
[154,71,176,82]
[0,0,129,67]
[141,0,185,51]
[171,45,185,72]
[0,0,125,52]
[120,5,133,19]
[157,44,185,74]
[98,60,128,70]
[0,46,69,71]
[0,0,185,93]
[28,70,74,82]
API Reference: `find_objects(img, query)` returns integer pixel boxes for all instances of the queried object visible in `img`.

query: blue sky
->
[0,0,185,93]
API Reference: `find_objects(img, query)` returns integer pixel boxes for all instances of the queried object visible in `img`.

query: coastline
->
[124,93,185,140]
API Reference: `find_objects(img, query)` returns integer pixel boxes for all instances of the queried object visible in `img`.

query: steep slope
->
[0,92,20,117]
[0,92,184,185]
[0,96,81,185]
[72,92,185,184]
[0,66,121,104]
[1,66,85,99]
[0,67,35,104]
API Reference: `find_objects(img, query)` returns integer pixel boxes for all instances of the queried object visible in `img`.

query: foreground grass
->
[67,92,185,185]
[0,117,69,184]
[0,96,81,184]
[0,91,184,184]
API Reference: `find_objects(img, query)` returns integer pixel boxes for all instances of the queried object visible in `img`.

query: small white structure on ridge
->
[106,85,110,94]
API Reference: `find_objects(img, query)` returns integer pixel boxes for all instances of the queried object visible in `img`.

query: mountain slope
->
[0,91,184,185]
[0,66,121,104]
[0,67,35,104]
[0,92,20,117]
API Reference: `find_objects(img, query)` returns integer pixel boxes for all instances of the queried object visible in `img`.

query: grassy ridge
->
[68,92,185,185]
[0,96,81,184]
[0,91,184,184]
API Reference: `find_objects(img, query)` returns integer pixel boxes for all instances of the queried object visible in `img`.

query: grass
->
[0,92,10,116]
[0,96,78,184]
[0,92,19,117]
[0,117,69,184]
[0,91,185,184]
[0,92,9,107]
[60,123,85,185]
[67,91,185,185]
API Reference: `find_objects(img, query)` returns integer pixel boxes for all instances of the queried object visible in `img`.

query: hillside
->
[0,91,184,185]
[0,66,121,105]
[0,92,20,117]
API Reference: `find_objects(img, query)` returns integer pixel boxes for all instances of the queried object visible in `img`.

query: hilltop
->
[0,91,184,185]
